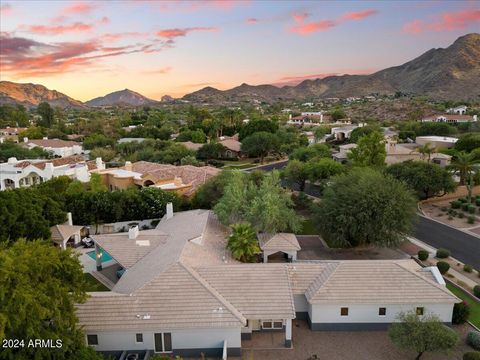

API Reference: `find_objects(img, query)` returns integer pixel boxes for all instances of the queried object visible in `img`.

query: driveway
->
[414,215,480,269]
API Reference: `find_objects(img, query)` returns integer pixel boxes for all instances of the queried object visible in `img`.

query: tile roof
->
[76,263,245,331]
[28,139,80,148]
[14,155,87,170]
[196,264,296,320]
[303,260,459,304]
[178,141,203,151]
[50,224,84,243]
[219,138,241,152]
[258,233,301,252]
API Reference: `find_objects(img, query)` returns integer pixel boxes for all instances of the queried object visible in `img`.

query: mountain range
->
[0,33,478,108]
[183,33,480,103]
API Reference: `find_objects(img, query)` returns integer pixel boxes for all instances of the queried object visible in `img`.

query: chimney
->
[67,212,73,226]
[128,225,139,240]
[23,137,29,143]
[166,202,173,219]
[45,162,54,175]
[96,157,105,170]
[7,157,18,164]
[125,161,133,171]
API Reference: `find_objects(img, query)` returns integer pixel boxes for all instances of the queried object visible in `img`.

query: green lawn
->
[446,283,480,328]
[222,159,256,170]
[84,273,110,292]
[297,219,318,235]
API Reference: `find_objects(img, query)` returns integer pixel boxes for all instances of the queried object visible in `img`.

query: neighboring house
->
[117,138,146,144]
[287,113,328,126]
[24,137,84,157]
[446,105,467,115]
[330,124,363,141]
[421,114,477,124]
[0,127,27,143]
[177,141,203,151]
[332,141,451,166]
[0,156,104,190]
[218,135,242,158]
[76,208,458,358]
[95,161,220,197]
[415,136,458,149]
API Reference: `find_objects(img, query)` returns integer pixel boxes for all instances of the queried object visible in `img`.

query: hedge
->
[437,261,450,274]
[436,248,450,258]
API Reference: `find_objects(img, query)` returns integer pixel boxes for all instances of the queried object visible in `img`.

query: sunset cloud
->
[25,22,93,35]
[403,8,480,34]
[245,17,258,24]
[0,3,12,15]
[142,66,172,74]
[340,9,378,21]
[60,2,96,15]
[131,0,249,12]
[156,27,218,38]
[288,8,378,35]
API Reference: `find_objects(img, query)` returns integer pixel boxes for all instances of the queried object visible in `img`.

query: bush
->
[476,199,480,206]
[464,264,473,273]
[453,301,471,324]
[418,250,429,261]
[462,203,470,211]
[468,205,476,214]
[436,248,450,258]
[467,331,480,350]
[437,261,450,274]
[459,212,465,219]
[468,215,476,224]
[451,200,462,209]
[459,198,468,203]
[441,206,448,212]
[463,352,480,360]
[474,285,480,298]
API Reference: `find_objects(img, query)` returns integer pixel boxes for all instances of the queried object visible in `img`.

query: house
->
[0,127,27,143]
[23,137,84,157]
[415,136,458,150]
[177,141,203,151]
[331,124,362,141]
[0,156,104,190]
[95,161,220,196]
[446,105,467,115]
[218,135,242,158]
[287,113,327,126]
[76,208,458,358]
[332,144,358,163]
[421,114,477,124]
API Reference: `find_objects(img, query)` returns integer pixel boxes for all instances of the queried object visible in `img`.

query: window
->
[135,333,143,343]
[340,307,349,316]
[416,307,424,316]
[379,307,386,316]
[262,320,283,329]
[87,334,98,346]
[154,333,172,353]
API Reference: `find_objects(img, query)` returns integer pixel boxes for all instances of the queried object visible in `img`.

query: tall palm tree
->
[227,223,261,263]
[448,151,479,202]
[417,143,436,163]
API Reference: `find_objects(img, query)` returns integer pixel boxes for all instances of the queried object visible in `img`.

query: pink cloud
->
[131,0,249,12]
[403,8,480,34]
[245,17,258,24]
[289,20,336,35]
[292,12,310,22]
[0,3,12,15]
[99,32,148,42]
[25,22,94,35]
[340,9,378,21]
[142,66,172,74]
[156,27,218,38]
[60,2,96,15]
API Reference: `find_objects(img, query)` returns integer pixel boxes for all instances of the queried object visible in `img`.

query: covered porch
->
[241,318,293,349]
[258,233,301,263]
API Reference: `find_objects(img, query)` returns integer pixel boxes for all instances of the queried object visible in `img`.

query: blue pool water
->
[87,250,113,263]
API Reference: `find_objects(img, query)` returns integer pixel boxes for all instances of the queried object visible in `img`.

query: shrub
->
[474,285,480,298]
[476,198,480,206]
[448,216,454,220]
[462,203,470,211]
[468,205,476,214]
[468,215,476,224]
[451,200,462,209]
[467,331,480,350]
[437,261,450,274]
[441,206,448,212]
[436,248,450,258]
[453,301,470,324]
[459,197,468,203]
[459,212,465,219]
[464,264,473,273]
[418,250,429,261]
[463,352,480,360]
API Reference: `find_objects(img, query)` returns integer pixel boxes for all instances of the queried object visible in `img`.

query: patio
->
[242,331,287,350]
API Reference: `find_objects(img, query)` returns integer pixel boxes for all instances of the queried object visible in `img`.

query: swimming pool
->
[86,249,113,263]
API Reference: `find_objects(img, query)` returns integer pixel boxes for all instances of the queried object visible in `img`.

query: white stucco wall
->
[293,294,308,313]
[87,327,241,352]
[310,303,454,324]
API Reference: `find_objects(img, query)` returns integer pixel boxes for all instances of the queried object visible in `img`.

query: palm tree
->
[227,223,261,263]
[417,143,436,163]
[448,151,479,202]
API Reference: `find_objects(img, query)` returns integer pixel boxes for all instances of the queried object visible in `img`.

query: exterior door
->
[154,333,163,353]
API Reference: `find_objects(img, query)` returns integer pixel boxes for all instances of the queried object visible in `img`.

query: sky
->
[1,0,479,101]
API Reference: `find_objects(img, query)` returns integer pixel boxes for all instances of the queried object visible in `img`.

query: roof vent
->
[142,314,151,320]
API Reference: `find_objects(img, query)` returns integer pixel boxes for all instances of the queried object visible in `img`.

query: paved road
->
[414,215,480,269]
[246,160,288,172]
[250,159,480,267]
